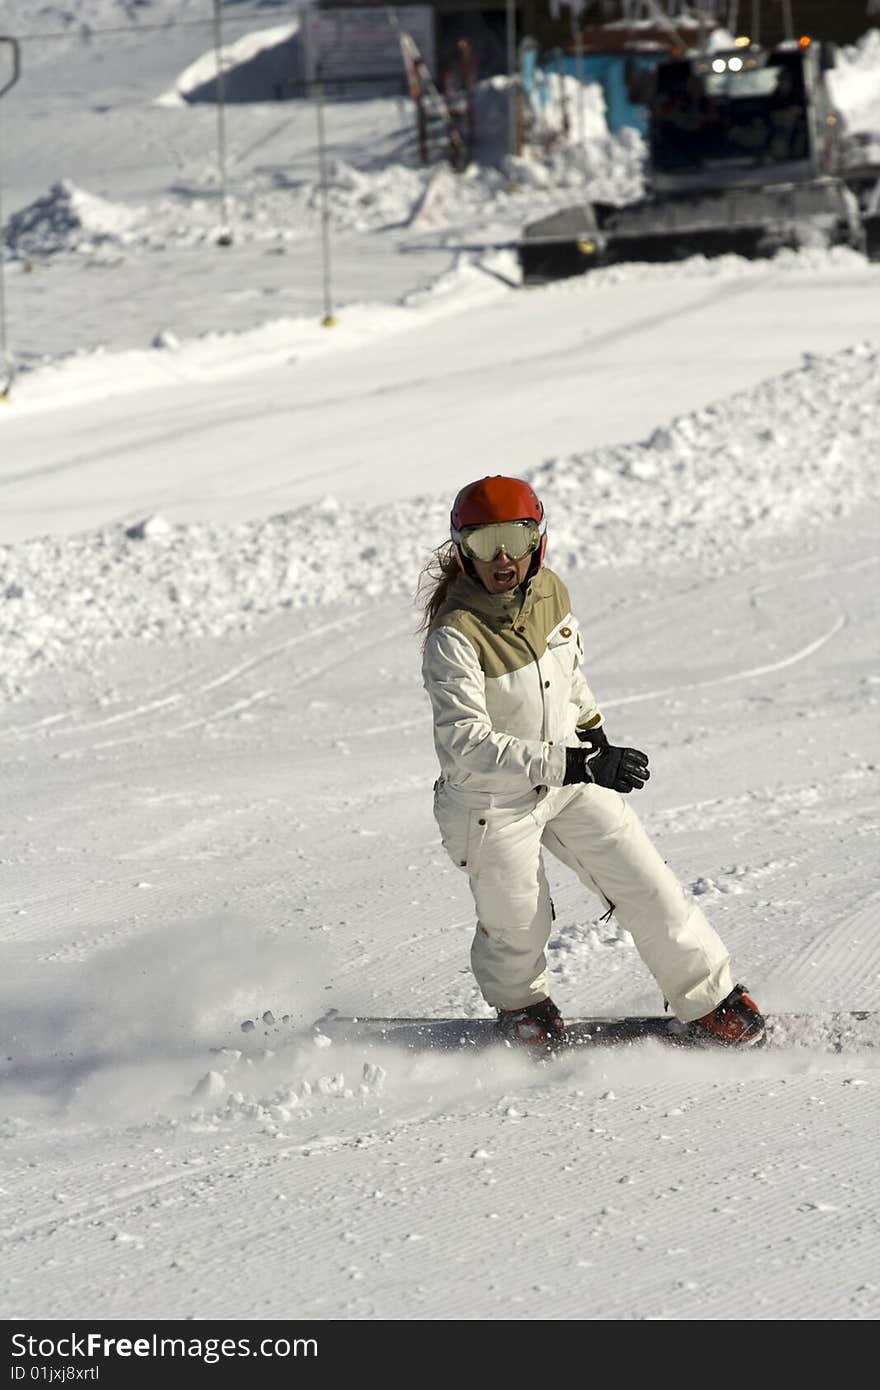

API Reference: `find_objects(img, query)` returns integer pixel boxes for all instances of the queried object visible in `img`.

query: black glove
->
[563,726,650,794]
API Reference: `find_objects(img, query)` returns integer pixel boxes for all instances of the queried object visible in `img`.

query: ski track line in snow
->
[0,663,218,740]
[2,1171,216,1248]
[747,553,879,602]
[652,765,874,834]
[162,688,275,735]
[1,610,373,739]
[0,1092,506,1250]
[359,714,424,737]
[74,622,412,751]
[3,610,403,752]
[4,556,860,745]
[0,711,75,738]
[603,611,847,711]
[0,1146,327,1249]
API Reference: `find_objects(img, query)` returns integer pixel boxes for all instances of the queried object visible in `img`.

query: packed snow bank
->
[0,252,513,412]
[530,340,879,572]
[1,242,869,410]
[830,28,880,152]
[405,123,646,230]
[474,71,611,165]
[2,180,143,259]
[1,175,300,260]
[1,342,877,699]
[0,130,641,264]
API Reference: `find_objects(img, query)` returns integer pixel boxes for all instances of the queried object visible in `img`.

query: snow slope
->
[1,2,880,1325]
[3,511,878,1322]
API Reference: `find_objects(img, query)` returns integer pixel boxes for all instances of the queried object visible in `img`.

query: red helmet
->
[450,476,547,573]
[451,476,543,530]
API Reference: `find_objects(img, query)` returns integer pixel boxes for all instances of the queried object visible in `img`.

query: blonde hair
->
[416,541,461,646]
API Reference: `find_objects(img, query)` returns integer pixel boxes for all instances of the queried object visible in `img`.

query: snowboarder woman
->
[420,475,765,1051]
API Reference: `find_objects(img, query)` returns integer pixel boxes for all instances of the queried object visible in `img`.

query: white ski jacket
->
[422,567,603,797]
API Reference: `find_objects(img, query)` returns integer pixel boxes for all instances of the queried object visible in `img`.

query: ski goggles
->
[455,520,544,563]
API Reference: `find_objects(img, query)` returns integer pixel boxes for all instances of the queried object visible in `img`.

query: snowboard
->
[310,1009,880,1053]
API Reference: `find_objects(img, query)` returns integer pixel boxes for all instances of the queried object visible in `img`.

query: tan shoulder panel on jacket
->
[429,568,571,680]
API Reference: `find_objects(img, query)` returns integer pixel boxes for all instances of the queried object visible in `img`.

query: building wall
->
[531,1,875,51]
[321,2,877,48]
[741,0,874,46]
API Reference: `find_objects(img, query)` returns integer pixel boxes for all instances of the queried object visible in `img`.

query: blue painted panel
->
[525,52,660,135]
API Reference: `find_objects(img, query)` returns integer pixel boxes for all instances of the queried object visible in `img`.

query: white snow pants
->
[433,779,734,1022]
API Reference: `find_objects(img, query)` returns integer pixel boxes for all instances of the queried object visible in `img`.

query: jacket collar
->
[447,568,548,628]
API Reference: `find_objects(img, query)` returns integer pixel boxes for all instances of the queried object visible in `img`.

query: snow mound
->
[521,72,610,152]
[1,343,878,700]
[3,179,142,259]
[529,341,880,575]
[0,146,637,261]
[312,159,425,233]
[830,27,880,148]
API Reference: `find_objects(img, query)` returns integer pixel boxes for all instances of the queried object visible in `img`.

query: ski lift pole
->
[0,36,21,402]
[569,4,589,183]
[212,0,233,245]
[314,61,336,327]
[506,0,519,186]
[780,0,794,42]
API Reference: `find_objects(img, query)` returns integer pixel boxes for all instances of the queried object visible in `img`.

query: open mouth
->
[493,566,517,586]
